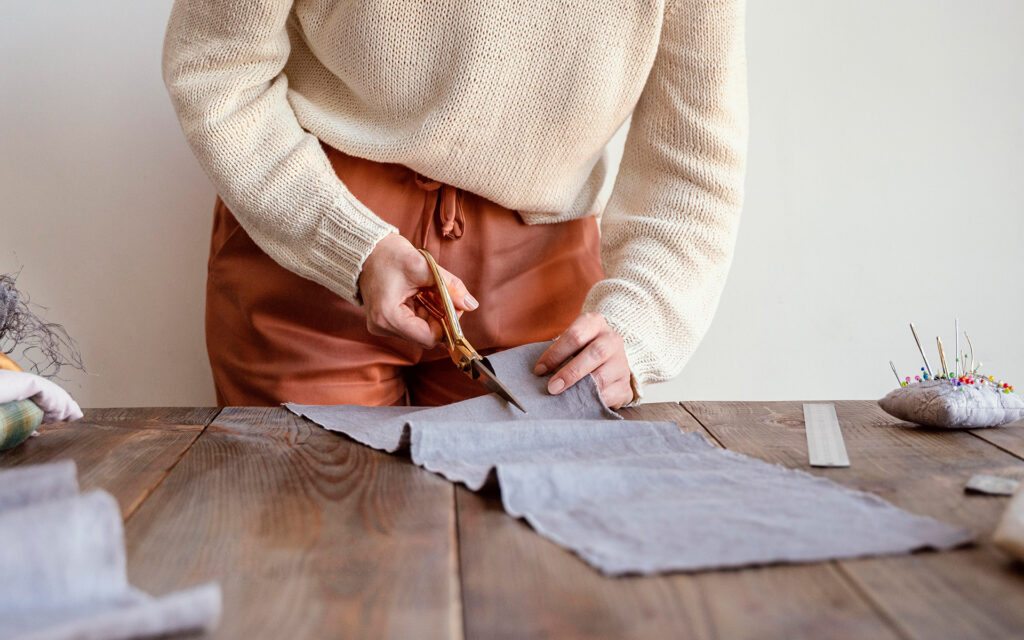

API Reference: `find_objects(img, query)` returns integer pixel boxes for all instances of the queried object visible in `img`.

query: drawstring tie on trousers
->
[413,172,465,246]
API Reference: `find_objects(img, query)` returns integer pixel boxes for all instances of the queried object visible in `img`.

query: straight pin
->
[909,323,933,377]
[890,360,902,386]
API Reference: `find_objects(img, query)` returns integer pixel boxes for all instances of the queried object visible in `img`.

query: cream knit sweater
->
[162,0,748,400]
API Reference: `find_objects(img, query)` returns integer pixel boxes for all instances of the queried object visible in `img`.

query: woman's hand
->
[357,233,478,349]
[533,312,634,409]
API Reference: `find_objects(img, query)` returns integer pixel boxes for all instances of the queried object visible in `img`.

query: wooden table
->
[3,402,1024,639]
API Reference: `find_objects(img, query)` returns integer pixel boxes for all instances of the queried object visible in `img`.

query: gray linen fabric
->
[283,404,426,452]
[285,341,619,452]
[284,340,972,575]
[409,419,687,490]
[0,462,221,640]
[496,433,972,575]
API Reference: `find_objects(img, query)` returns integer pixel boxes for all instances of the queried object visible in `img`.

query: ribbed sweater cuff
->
[620,335,652,407]
[309,193,399,305]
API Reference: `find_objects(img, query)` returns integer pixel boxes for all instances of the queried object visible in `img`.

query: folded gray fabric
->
[0,462,221,640]
[285,340,972,575]
[285,341,619,451]
[409,419,687,490]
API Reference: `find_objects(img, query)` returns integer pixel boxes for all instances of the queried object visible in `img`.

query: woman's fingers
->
[440,267,478,311]
[425,314,445,343]
[533,313,604,376]
[590,357,630,393]
[404,252,478,311]
[368,294,437,348]
[546,330,621,395]
[364,241,476,348]
[592,363,633,409]
[533,311,633,408]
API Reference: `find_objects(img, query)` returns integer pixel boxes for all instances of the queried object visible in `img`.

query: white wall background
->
[2,1,1021,407]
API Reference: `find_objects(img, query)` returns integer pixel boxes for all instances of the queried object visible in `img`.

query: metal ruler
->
[803,403,850,467]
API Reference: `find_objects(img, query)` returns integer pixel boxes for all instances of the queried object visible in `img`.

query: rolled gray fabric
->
[0,490,128,611]
[0,463,221,640]
[0,460,78,512]
[11,583,222,640]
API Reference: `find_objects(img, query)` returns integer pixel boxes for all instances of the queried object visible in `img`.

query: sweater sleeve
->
[580,0,749,400]
[161,0,398,304]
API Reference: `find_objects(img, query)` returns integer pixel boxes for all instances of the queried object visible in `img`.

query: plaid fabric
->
[0,399,43,451]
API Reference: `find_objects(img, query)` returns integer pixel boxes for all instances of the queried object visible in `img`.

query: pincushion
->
[879,378,1024,429]
[878,321,1020,429]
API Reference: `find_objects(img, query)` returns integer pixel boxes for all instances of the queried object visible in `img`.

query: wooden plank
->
[0,407,216,518]
[456,402,900,640]
[971,418,1024,461]
[84,406,221,425]
[684,400,1024,640]
[124,407,460,640]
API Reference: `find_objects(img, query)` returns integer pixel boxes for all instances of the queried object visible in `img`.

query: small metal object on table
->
[803,402,850,467]
[2,402,1023,639]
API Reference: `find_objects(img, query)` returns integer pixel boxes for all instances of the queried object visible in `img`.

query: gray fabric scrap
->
[965,474,1021,496]
[285,341,620,452]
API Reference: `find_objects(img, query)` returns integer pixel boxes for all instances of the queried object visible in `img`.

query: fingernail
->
[534,363,548,375]
[548,378,565,394]
[465,294,479,310]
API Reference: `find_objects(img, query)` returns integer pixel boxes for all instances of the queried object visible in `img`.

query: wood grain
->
[82,406,221,425]
[0,406,216,517]
[456,403,900,640]
[970,418,1024,461]
[684,400,1024,639]
[124,407,460,640]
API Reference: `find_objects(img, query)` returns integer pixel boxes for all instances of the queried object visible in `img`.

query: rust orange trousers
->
[205,143,605,407]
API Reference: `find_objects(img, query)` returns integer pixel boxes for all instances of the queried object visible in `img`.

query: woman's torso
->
[284,0,668,220]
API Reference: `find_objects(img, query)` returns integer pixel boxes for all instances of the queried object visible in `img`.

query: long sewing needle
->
[937,336,949,378]
[909,322,933,378]
[955,317,960,379]
[964,330,975,374]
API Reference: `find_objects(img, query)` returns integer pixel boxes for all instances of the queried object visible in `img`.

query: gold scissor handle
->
[414,248,481,374]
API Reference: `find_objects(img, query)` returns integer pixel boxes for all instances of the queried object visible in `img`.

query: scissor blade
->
[472,359,527,413]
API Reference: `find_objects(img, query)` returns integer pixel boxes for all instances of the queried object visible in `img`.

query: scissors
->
[413,248,527,413]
